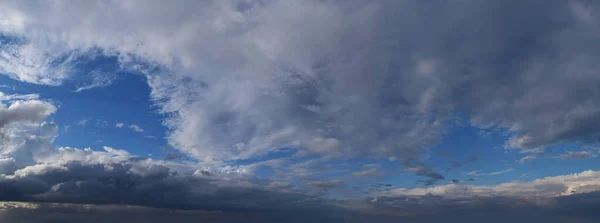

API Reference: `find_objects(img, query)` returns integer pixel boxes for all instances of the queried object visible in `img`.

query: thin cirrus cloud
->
[0,0,599,222]
[467,168,515,177]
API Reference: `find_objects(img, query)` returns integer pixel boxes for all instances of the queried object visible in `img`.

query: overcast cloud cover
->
[0,0,600,222]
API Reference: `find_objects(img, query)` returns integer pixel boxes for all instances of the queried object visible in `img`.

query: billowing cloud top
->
[0,0,600,222]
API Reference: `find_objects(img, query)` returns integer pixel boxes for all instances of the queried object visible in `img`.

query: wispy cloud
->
[467,168,515,177]
[76,119,88,127]
[556,151,598,160]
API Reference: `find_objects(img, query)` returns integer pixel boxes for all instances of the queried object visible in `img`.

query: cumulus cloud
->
[128,124,144,133]
[0,118,344,217]
[0,0,599,185]
[0,99,56,129]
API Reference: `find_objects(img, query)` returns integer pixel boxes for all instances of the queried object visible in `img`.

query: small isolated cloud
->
[556,151,598,160]
[467,168,514,177]
[95,120,109,127]
[76,119,88,127]
[129,124,144,133]
[74,71,116,92]
[115,122,144,134]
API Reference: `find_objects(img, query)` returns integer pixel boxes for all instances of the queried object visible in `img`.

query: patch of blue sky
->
[0,53,169,159]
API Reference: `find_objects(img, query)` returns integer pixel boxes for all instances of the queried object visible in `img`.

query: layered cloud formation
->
[0,0,600,222]
[0,0,597,164]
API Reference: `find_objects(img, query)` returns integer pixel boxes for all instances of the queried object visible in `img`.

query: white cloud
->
[519,155,538,163]
[74,70,116,92]
[129,124,144,133]
[0,92,39,101]
[0,0,599,185]
[467,168,514,177]
[0,99,56,128]
[76,119,88,127]
[115,122,144,133]
[388,170,600,198]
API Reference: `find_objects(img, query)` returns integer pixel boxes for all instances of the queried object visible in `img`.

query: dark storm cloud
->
[0,160,343,215]
[3,192,600,223]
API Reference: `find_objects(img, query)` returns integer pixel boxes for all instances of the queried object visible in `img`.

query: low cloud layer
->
[0,98,598,222]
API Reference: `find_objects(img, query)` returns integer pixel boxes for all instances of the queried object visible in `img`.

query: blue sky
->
[1,1,600,222]
[0,57,168,158]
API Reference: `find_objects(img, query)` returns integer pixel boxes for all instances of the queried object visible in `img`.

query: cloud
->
[0,0,600,186]
[467,168,515,177]
[0,98,600,222]
[556,151,598,160]
[304,179,344,190]
[445,155,479,172]
[115,122,144,133]
[353,168,382,177]
[0,120,345,218]
[0,92,39,101]
[519,155,538,163]
[74,70,116,92]
[129,124,144,133]
[76,119,88,127]
[0,99,56,129]
[388,170,600,198]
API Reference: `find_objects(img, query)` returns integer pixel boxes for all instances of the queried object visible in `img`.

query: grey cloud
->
[359,192,600,223]
[0,117,342,217]
[0,100,56,128]
[467,168,515,177]
[0,148,347,217]
[3,193,600,223]
[407,162,445,185]
[304,179,344,190]
[353,168,382,177]
[557,151,598,160]
[1,0,600,187]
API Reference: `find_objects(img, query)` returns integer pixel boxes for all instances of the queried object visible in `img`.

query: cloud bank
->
[0,0,600,221]
[0,0,598,171]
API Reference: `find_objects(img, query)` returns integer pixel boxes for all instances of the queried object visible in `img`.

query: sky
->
[0,0,599,222]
